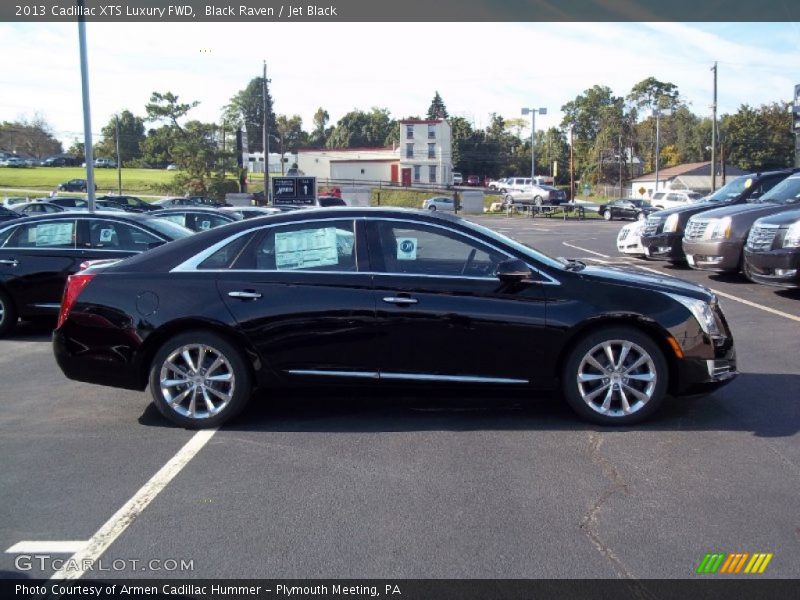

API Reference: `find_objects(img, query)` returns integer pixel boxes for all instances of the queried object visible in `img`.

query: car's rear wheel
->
[637,212,647,221]
[0,289,18,337]
[149,331,252,428]
[534,196,543,206]
[562,326,668,425]
[504,195,514,207]
[429,205,437,211]
[603,210,612,221]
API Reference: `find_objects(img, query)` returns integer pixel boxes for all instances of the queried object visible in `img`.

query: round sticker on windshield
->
[744,178,752,188]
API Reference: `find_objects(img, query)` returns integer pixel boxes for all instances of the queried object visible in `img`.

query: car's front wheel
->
[603,210,612,221]
[637,212,647,221]
[149,331,252,428]
[562,326,668,425]
[534,196,543,206]
[429,205,437,211]
[0,288,18,337]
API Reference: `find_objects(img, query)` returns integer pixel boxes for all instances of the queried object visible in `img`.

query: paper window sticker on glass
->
[275,227,339,270]
[397,237,417,260]
[200,220,211,231]
[99,228,115,243]
[35,222,73,246]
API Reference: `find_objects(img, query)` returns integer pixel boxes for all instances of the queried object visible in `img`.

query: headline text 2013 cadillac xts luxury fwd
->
[53,208,737,428]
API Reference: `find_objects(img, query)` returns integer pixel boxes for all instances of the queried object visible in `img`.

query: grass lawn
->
[0,166,178,194]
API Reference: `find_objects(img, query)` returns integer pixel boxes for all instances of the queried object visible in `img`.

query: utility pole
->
[618,132,623,197]
[262,60,270,205]
[78,0,95,213]
[711,61,718,191]
[569,127,575,202]
[115,114,121,195]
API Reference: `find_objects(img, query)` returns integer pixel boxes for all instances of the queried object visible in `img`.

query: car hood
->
[650,201,728,218]
[691,202,793,220]
[577,264,712,300]
[753,207,800,227]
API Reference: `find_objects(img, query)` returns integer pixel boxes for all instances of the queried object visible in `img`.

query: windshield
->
[459,218,565,270]
[755,177,800,205]
[144,218,194,239]
[706,175,753,203]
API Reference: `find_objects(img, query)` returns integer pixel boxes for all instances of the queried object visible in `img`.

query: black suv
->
[640,169,798,263]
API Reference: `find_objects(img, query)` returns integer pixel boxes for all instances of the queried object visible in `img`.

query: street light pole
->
[521,107,547,181]
[262,60,270,205]
[115,114,121,195]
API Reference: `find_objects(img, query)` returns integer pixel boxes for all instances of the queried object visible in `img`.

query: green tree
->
[275,114,304,173]
[627,77,680,115]
[426,91,449,119]
[721,103,794,171]
[222,77,276,153]
[95,110,145,165]
[326,108,396,148]
[67,139,85,162]
[309,107,330,147]
[0,115,63,158]
[140,126,175,168]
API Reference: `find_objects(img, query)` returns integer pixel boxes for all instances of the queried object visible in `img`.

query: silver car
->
[422,196,455,212]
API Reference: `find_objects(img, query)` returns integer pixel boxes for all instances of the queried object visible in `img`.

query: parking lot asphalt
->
[1,215,798,581]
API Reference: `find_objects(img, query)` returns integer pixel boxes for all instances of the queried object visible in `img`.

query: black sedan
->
[150,207,241,232]
[57,179,96,192]
[96,195,158,212]
[153,196,230,208]
[53,208,737,428]
[597,198,656,221]
[0,212,192,336]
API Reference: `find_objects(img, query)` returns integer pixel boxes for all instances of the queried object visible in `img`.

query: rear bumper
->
[682,239,742,272]
[641,232,684,261]
[744,247,800,287]
[53,327,144,391]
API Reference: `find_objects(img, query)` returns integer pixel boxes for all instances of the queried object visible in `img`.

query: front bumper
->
[744,247,800,288]
[641,232,684,261]
[682,239,742,272]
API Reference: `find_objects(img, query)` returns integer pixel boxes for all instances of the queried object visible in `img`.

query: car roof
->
[151,207,230,214]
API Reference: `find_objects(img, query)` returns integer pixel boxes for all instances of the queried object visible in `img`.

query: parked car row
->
[617,168,800,289]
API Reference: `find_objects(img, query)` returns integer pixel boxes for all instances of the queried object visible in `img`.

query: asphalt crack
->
[580,432,659,599]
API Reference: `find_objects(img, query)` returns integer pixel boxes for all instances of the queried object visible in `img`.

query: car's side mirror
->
[496,258,533,282]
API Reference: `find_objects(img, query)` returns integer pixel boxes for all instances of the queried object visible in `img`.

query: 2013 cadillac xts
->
[53,208,737,428]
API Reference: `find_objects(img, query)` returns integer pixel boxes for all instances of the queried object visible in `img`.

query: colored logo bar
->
[696,552,773,574]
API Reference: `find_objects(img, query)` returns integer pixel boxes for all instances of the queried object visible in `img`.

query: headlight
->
[705,216,732,240]
[663,213,680,233]
[665,293,721,336]
[784,221,800,248]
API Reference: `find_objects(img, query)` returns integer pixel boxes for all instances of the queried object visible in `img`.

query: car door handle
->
[382,296,418,305]
[0,259,18,267]
[228,290,262,300]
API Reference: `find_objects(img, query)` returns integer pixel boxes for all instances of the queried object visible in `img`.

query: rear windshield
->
[144,218,194,239]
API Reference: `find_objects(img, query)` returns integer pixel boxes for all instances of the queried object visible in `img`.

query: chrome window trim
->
[170,215,560,285]
[0,216,168,250]
[170,217,358,273]
[0,218,78,250]
[287,369,379,379]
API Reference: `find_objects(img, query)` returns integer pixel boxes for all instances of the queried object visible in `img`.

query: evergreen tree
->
[427,92,449,120]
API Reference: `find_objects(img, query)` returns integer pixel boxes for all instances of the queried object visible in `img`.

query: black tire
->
[562,326,668,425]
[603,210,612,221]
[429,205,437,211]
[534,196,543,206]
[0,288,18,337]
[504,195,514,207]
[637,212,646,221]
[149,330,252,428]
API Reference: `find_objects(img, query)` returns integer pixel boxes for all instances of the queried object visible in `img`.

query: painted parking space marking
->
[6,541,88,554]
[48,428,217,580]
[563,241,800,324]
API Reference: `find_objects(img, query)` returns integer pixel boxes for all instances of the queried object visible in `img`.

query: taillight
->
[57,274,95,329]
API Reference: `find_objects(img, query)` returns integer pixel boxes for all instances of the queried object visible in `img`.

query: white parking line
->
[49,428,217,580]
[563,241,800,323]
[6,541,88,554]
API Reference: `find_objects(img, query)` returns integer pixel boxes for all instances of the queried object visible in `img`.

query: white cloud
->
[0,21,797,147]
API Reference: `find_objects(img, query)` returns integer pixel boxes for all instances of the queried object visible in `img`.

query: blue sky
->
[0,21,798,148]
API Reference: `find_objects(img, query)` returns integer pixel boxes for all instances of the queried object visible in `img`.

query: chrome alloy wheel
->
[576,339,657,417]
[158,343,235,419]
